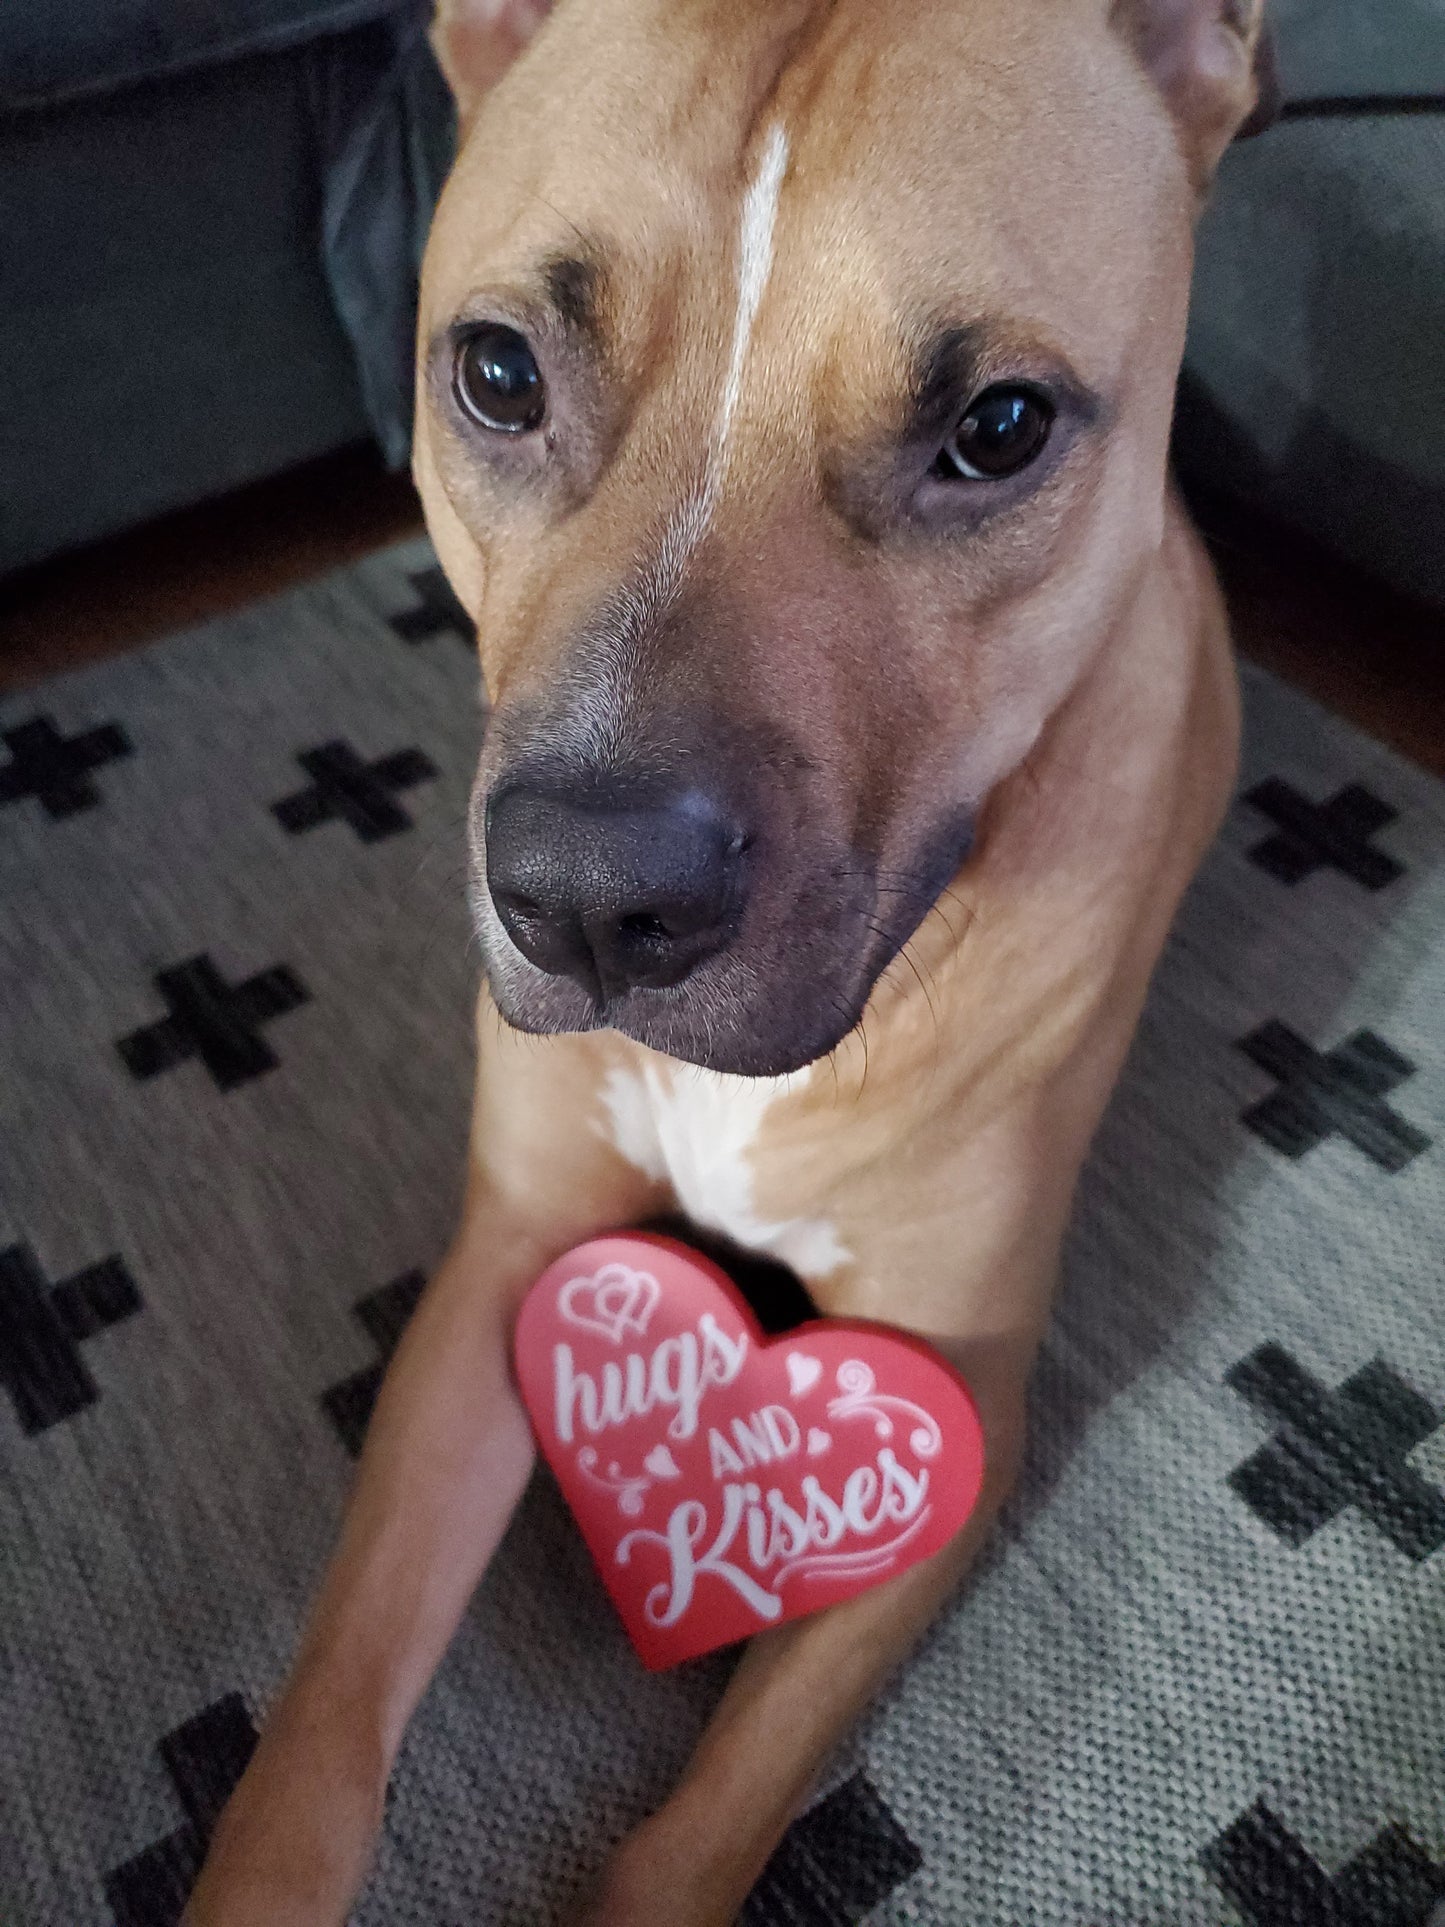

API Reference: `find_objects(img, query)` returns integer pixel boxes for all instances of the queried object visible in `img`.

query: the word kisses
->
[621,1448,930,1627]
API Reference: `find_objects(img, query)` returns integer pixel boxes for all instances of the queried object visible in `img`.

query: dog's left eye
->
[935,386,1053,480]
[453,324,547,433]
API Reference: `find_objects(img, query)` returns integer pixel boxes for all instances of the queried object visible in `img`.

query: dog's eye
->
[935,386,1052,480]
[453,324,547,433]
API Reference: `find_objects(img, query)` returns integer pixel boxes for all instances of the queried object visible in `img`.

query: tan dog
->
[190,0,1268,1919]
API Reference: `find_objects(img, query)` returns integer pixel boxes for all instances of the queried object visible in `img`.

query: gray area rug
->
[2,536,1442,1926]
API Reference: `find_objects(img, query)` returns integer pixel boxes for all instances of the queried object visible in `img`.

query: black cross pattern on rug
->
[0,1242,141,1434]
[117,954,310,1092]
[321,1269,426,1454]
[1243,778,1405,889]
[0,713,132,819]
[389,566,475,646]
[272,739,438,843]
[1225,1344,1445,1560]
[739,1772,922,1926]
[1203,1797,1445,1926]
[1236,1021,1431,1172]
[105,1694,258,1927]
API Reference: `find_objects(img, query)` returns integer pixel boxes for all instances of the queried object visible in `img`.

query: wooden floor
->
[3,443,1442,777]
[0,446,424,693]
[1188,489,1445,779]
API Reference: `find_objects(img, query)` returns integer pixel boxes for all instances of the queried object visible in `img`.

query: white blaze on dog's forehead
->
[716,121,789,466]
[623,121,790,637]
[597,1061,851,1281]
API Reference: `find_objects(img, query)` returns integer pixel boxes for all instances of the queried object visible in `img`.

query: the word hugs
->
[554,1311,747,1447]
[514,1234,986,1668]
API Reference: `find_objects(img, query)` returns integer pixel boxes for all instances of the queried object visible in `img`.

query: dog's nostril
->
[619,911,671,943]
[494,889,542,919]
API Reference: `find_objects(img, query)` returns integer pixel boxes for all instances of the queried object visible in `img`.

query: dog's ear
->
[431,0,553,120]
[1114,0,1275,182]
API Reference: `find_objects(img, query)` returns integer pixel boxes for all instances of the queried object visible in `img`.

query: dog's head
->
[416,0,1269,1076]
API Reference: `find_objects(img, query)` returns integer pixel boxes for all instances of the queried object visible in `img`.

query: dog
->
[189,0,1270,1918]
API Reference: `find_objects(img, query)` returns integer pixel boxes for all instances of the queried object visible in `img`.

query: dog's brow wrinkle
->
[543,251,604,338]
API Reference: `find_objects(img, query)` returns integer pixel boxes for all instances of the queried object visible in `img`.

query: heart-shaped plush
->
[513,1233,986,1669]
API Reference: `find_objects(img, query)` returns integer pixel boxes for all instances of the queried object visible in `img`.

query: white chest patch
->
[597,1062,851,1282]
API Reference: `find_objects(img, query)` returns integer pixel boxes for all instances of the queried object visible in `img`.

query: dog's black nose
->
[485,782,745,1001]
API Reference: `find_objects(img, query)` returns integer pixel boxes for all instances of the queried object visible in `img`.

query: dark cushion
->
[1178,0,1445,608]
[1267,0,1445,99]
[0,0,406,112]
[0,44,370,571]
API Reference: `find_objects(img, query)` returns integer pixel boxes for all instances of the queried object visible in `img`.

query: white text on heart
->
[553,1314,749,1445]
[617,1447,930,1626]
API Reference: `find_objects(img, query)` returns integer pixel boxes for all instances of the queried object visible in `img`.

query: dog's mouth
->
[470,796,974,1077]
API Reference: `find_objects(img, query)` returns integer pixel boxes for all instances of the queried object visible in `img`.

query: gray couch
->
[0,0,452,576]
[1181,0,1445,607]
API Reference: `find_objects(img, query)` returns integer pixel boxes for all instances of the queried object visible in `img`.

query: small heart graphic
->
[559,1262,661,1346]
[786,1351,823,1398]
[515,1234,986,1669]
[643,1443,681,1480]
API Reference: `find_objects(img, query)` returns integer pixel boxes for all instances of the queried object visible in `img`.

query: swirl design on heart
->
[575,1447,654,1518]
[827,1359,942,1458]
[772,1504,934,1588]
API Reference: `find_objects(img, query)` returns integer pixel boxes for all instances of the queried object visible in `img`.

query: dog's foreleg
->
[184,1201,550,1925]
[581,1327,1035,1927]
[189,1024,662,1927]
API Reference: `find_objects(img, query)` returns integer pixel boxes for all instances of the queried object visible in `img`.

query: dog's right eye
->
[935,385,1053,481]
[453,324,547,433]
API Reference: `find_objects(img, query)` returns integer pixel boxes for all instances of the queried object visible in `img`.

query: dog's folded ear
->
[431,0,554,121]
[1113,0,1276,184]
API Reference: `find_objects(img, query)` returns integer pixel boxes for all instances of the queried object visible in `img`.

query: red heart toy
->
[513,1232,986,1669]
